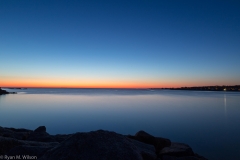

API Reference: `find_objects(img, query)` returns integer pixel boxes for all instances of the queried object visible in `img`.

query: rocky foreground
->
[0,126,207,160]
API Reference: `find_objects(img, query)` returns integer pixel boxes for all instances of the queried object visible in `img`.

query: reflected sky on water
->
[0,89,240,160]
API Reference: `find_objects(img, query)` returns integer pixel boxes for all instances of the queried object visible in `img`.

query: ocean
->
[0,88,240,160]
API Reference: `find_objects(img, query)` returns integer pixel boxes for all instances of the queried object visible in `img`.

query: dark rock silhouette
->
[128,130,171,153]
[7,145,55,158]
[159,142,194,157]
[0,88,16,95]
[0,136,23,154]
[0,126,31,140]
[24,126,71,143]
[34,126,46,132]
[40,130,156,160]
[0,88,9,95]
[0,126,207,160]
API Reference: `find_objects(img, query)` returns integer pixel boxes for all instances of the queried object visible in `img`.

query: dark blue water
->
[0,88,240,160]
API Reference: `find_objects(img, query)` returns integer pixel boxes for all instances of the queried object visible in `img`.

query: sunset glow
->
[0,1,239,88]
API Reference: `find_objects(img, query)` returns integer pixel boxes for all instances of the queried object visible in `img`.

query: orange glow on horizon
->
[1,77,230,89]
[0,78,185,88]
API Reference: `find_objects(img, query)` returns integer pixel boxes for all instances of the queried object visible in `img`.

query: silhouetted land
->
[152,85,240,92]
[0,88,9,95]
[0,88,16,95]
[7,88,27,89]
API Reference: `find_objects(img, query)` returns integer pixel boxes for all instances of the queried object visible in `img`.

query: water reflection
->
[224,94,227,119]
[0,90,240,160]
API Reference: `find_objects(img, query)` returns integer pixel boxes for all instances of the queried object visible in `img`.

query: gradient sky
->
[0,0,240,88]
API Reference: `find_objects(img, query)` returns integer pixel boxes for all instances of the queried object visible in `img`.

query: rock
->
[0,88,16,95]
[27,126,56,142]
[0,126,207,160]
[40,130,157,160]
[0,127,32,140]
[0,128,30,140]
[11,132,30,140]
[19,140,59,147]
[0,137,23,154]
[53,134,72,143]
[135,130,156,144]
[0,127,13,136]
[6,139,59,159]
[34,126,46,132]
[129,130,171,153]
[0,135,59,155]
[159,142,194,157]
[129,138,157,160]
[161,155,207,160]
[33,126,71,142]
[7,145,53,158]
[5,127,32,133]
[0,88,9,95]
[155,137,171,152]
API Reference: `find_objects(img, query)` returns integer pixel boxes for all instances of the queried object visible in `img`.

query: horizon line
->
[2,85,240,89]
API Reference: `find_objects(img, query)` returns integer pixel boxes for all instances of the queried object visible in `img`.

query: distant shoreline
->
[0,88,16,95]
[2,85,240,92]
[152,85,240,92]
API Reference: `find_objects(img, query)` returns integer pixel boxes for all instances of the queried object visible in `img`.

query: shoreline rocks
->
[0,88,16,95]
[0,126,207,160]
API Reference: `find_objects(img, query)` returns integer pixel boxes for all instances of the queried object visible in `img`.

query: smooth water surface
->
[0,88,240,160]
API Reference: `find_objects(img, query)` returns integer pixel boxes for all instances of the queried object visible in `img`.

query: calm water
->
[0,88,240,160]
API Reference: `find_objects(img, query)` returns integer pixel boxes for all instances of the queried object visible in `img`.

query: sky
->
[0,0,240,88]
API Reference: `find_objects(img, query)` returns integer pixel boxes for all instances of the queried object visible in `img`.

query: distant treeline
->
[152,85,240,91]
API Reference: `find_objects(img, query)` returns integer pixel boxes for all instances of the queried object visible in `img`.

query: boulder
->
[0,137,23,154]
[161,155,207,160]
[52,134,72,143]
[4,127,32,133]
[6,139,59,159]
[129,138,157,160]
[27,126,71,142]
[159,142,194,157]
[18,140,59,147]
[129,130,171,153]
[0,127,14,137]
[0,127,32,140]
[0,126,207,160]
[135,130,156,144]
[2,129,30,140]
[34,126,46,132]
[0,135,59,155]
[40,130,157,160]
[7,145,53,158]
[27,126,56,142]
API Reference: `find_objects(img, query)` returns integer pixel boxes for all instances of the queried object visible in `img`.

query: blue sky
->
[0,0,240,88]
